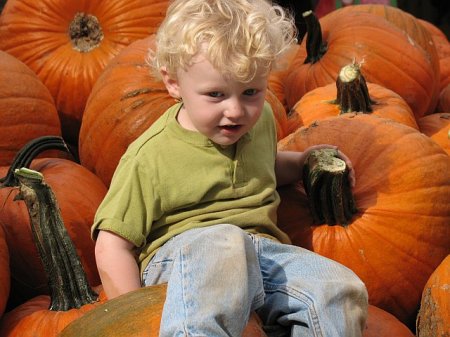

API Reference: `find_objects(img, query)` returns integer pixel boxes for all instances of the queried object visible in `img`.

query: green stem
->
[333,63,375,114]
[14,168,98,311]
[0,136,70,187]
[302,10,327,64]
[303,149,357,226]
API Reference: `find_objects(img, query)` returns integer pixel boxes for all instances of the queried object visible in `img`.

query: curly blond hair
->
[149,0,297,82]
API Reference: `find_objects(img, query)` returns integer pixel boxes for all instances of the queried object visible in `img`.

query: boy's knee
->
[200,224,250,246]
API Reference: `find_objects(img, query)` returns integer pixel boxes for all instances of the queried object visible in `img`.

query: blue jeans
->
[143,224,368,337]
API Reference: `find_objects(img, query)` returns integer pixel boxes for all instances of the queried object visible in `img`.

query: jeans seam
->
[180,248,189,334]
[263,282,324,337]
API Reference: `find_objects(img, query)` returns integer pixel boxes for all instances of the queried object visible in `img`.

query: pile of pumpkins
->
[0,1,448,336]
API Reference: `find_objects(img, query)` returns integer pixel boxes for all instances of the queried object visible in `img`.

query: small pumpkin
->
[364,305,414,337]
[416,255,450,337]
[290,62,418,129]
[277,114,450,329]
[0,51,61,167]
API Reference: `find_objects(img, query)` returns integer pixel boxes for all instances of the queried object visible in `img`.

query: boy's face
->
[161,53,268,146]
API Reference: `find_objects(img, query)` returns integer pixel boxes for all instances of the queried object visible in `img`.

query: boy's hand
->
[302,145,355,188]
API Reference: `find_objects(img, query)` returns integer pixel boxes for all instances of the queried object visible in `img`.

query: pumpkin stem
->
[14,168,98,311]
[0,136,70,188]
[333,62,376,114]
[69,12,104,53]
[302,10,327,64]
[303,149,357,226]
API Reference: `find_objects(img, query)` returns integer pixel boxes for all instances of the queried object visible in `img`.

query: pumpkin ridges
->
[321,5,440,106]
[277,114,450,329]
[0,51,62,167]
[290,63,419,130]
[285,10,438,119]
[0,0,170,145]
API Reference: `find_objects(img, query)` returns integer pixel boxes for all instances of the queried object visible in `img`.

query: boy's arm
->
[275,145,355,187]
[95,230,142,299]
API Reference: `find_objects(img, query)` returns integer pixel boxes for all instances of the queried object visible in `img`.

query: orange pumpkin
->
[0,168,102,337]
[277,114,450,329]
[290,62,418,129]
[59,283,267,337]
[285,10,439,119]
[416,255,450,337]
[363,305,414,337]
[418,18,450,95]
[417,112,450,155]
[0,137,106,306]
[268,43,303,111]
[0,51,61,166]
[0,225,9,317]
[322,5,440,94]
[0,0,170,145]
[438,84,450,112]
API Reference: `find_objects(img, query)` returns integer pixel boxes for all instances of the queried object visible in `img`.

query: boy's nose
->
[224,99,245,119]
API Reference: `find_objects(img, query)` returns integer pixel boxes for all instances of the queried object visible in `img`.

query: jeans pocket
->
[143,256,174,286]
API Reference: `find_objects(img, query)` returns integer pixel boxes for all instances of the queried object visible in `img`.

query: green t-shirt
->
[92,102,291,274]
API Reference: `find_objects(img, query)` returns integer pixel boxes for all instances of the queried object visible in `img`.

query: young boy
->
[92,0,368,336]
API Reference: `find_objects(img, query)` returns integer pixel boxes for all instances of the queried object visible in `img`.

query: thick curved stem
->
[14,168,98,311]
[334,63,376,114]
[302,10,327,64]
[0,136,70,187]
[302,149,357,226]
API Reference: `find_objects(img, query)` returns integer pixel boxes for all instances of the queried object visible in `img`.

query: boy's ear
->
[160,67,181,98]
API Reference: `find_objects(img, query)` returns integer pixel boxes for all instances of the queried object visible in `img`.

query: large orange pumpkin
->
[0,137,106,307]
[277,114,450,329]
[0,51,61,166]
[58,284,267,337]
[290,62,418,129]
[416,255,450,337]
[284,10,439,119]
[0,0,169,145]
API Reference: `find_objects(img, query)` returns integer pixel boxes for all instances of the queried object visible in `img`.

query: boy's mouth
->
[220,125,241,130]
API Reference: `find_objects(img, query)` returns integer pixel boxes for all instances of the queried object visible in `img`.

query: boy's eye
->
[243,89,258,96]
[208,92,223,98]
